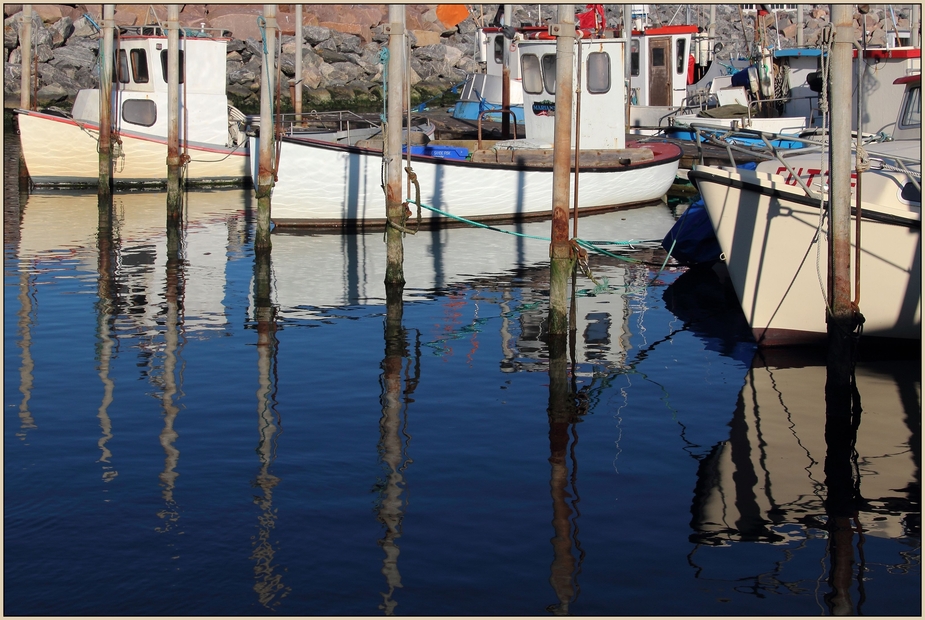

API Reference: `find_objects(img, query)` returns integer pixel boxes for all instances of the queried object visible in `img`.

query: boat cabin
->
[775,46,921,134]
[70,26,240,148]
[627,24,698,107]
[517,37,627,149]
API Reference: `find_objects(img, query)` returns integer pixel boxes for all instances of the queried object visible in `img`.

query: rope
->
[814,24,835,315]
[408,199,658,266]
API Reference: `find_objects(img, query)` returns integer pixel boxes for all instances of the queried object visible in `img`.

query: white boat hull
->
[18,111,249,187]
[690,162,921,345]
[262,136,682,227]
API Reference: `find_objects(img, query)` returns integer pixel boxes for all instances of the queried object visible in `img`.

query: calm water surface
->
[4,137,920,616]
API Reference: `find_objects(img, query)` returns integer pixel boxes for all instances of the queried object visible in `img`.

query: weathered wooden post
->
[548,4,576,335]
[912,5,920,49]
[384,4,406,286]
[19,5,31,110]
[166,5,182,218]
[18,5,33,189]
[826,5,855,390]
[622,5,632,132]
[294,4,303,122]
[256,5,277,253]
[98,5,115,202]
[501,4,512,139]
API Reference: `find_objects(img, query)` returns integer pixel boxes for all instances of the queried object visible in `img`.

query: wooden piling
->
[294,5,303,122]
[548,5,576,335]
[166,6,182,218]
[826,5,855,384]
[98,5,115,202]
[18,5,32,190]
[501,5,512,140]
[256,5,277,252]
[19,5,31,110]
[384,5,406,286]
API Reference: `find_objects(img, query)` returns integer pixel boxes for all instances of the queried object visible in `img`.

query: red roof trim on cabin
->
[634,25,699,36]
[893,74,921,85]
[863,48,921,59]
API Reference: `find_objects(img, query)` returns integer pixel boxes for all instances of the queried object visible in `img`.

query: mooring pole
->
[18,5,33,189]
[384,4,406,286]
[912,4,920,49]
[548,4,576,335]
[501,4,512,140]
[166,5,182,218]
[256,4,277,253]
[19,5,31,110]
[826,4,855,388]
[98,4,115,202]
[622,5,632,133]
[796,5,804,47]
[294,4,303,122]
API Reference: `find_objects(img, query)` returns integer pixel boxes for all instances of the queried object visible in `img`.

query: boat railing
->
[691,123,922,198]
[477,108,519,149]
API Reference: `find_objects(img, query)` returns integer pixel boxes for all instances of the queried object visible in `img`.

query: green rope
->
[411,199,659,264]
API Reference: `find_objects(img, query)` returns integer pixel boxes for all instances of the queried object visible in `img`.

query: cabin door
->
[647,37,671,106]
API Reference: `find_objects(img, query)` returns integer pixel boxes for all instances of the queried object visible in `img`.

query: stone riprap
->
[3,4,917,113]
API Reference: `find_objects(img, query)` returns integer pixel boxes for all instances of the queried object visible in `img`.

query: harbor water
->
[4,134,920,616]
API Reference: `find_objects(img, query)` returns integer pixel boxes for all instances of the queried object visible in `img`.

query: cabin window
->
[542,54,557,94]
[159,50,185,84]
[122,99,156,127]
[493,35,504,64]
[898,85,921,130]
[586,52,610,94]
[521,53,543,94]
[676,38,687,74]
[114,49,129,83]
[630,39,639,77]
[130,49,149,83]
[652,46,665,67]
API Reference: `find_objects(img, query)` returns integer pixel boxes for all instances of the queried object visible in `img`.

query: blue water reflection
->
[3,187,919,616]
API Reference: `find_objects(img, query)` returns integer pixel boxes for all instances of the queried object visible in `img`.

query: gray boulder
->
[49,44,95,70]
[303,25,331,46]
[50,16,73,48]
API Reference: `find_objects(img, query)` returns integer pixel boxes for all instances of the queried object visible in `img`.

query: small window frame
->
[122,99,157,127]
[159,49,185,84]
[676,38,687,74]
[521,53,543,94]
[630,39,640,77]
[541,54,557,95]
[586,52,610,94]
[130,48,149,84]
[114,49,129,84]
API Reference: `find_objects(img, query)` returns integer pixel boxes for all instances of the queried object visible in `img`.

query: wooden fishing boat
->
[16,24,249,188]
[264,37,682,229]
[688,75,921,346]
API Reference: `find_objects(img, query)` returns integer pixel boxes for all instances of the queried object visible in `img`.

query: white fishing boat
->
[16,24,249,188]
[688,75,921,346]
[263,36,682,229]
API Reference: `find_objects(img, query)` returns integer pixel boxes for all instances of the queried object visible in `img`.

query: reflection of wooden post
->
[823,369,861,615]
[385,5,406,286]
[98,5,115,202]
[549,5,576,335]
[167,5,182,217]
[251,248,289,608]
[378,282,406,615]
[96,210,117,481]
[826,4,855,388]
[547,334,576,615]
[256,5,277,253]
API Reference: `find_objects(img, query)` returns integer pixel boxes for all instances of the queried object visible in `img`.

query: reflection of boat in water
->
[269,203,677,371]
[690,351,920,548]
[16,189,249,336]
